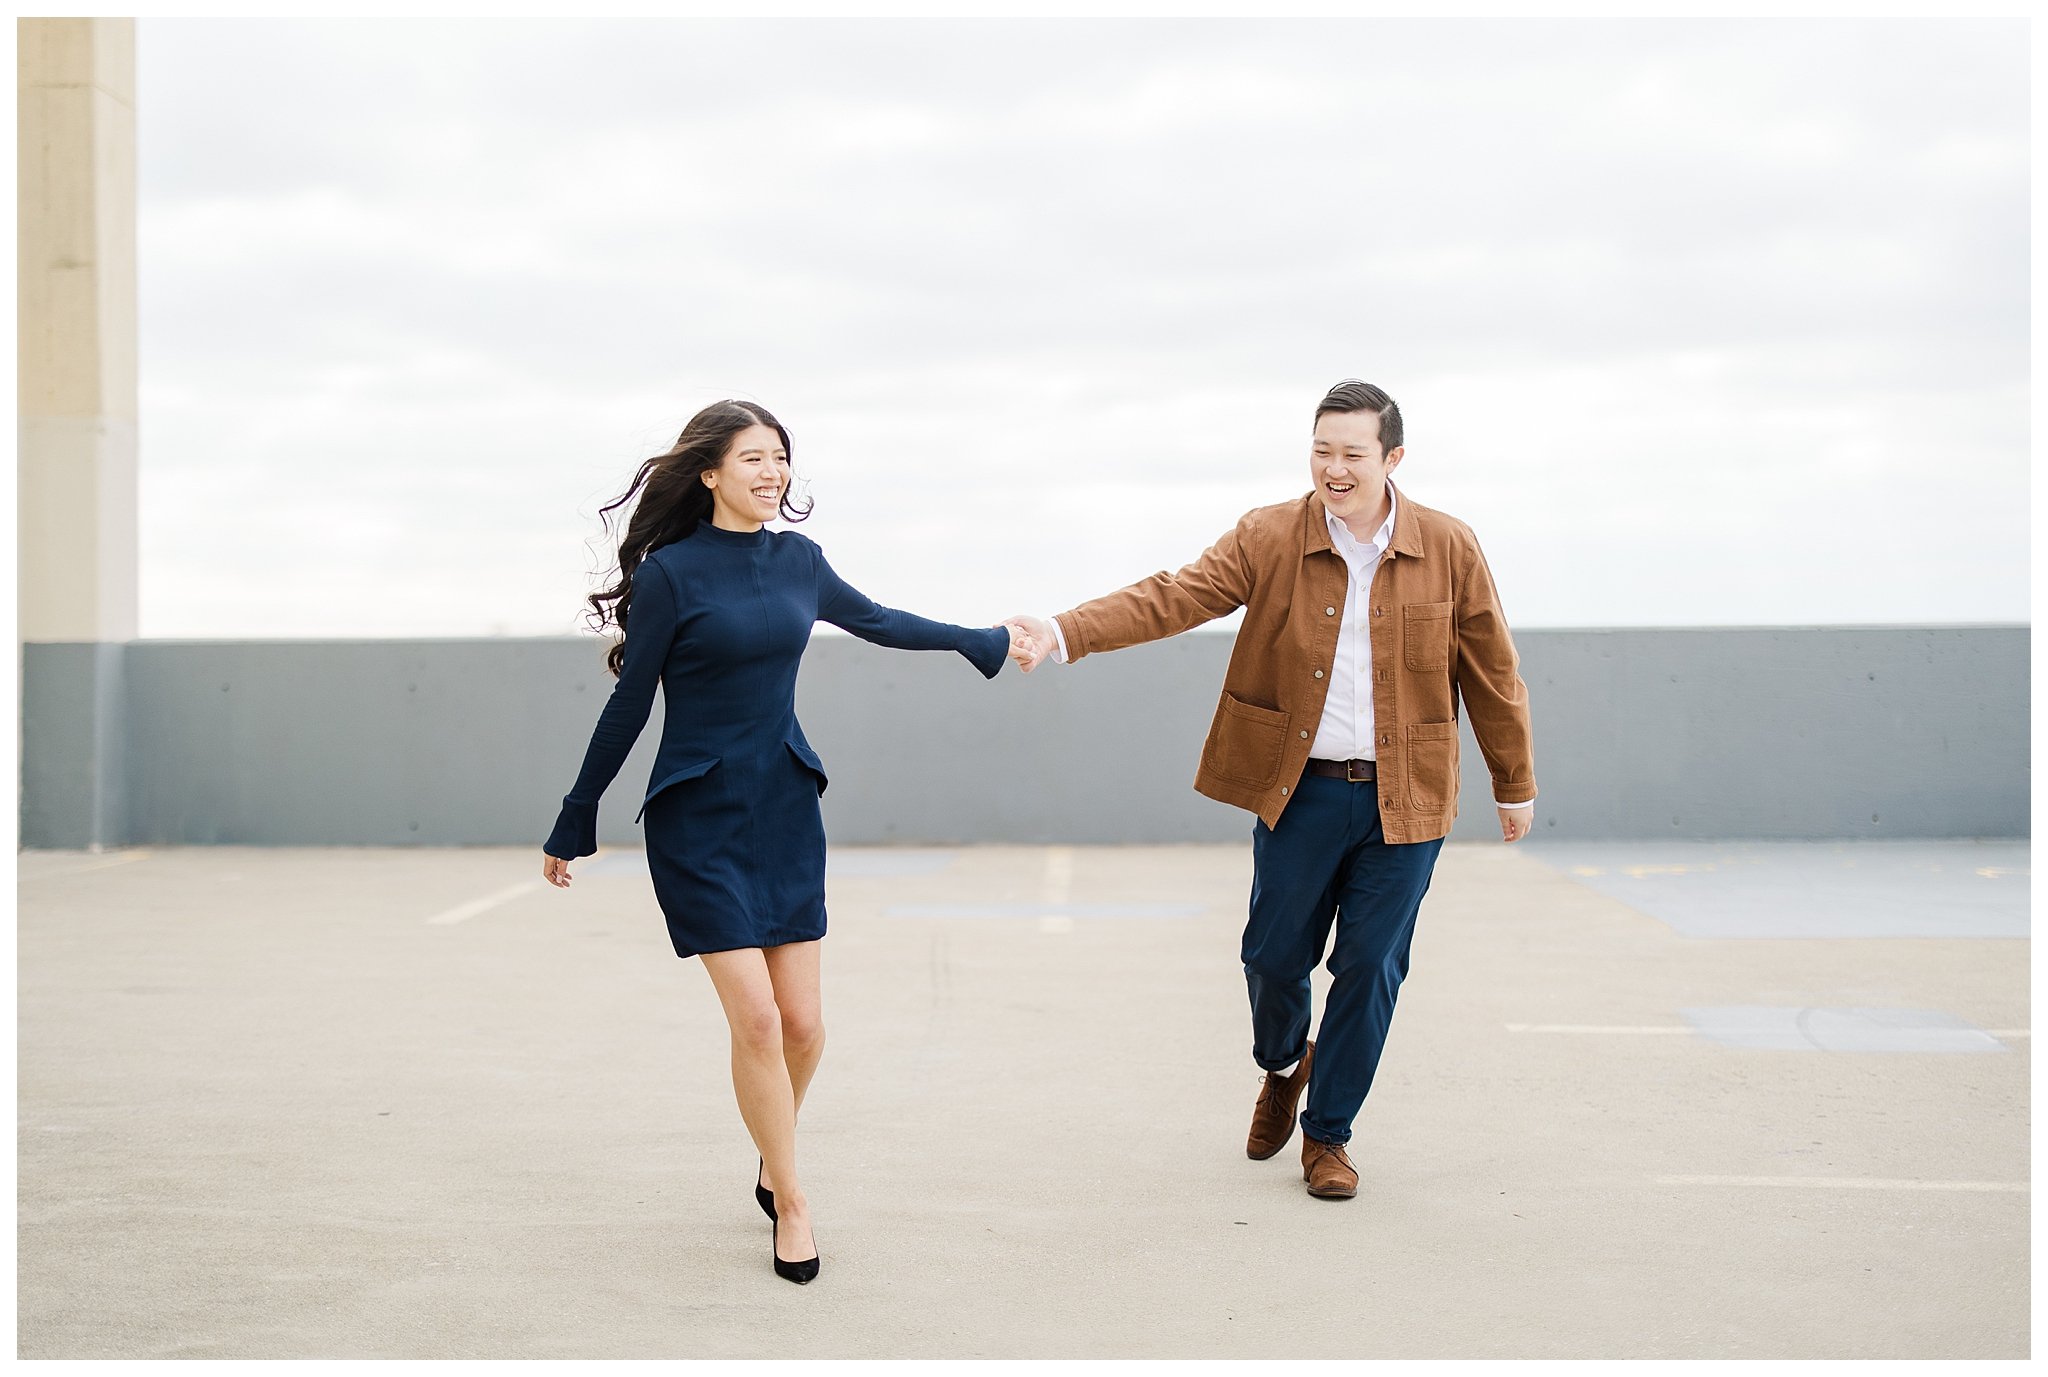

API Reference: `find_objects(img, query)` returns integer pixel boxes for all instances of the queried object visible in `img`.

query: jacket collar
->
[1303,493,1334,555]
[1304,481,1424,560]
[1387,481,1425,557]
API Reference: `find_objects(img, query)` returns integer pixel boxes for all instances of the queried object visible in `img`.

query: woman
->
[540,400,1027,1284]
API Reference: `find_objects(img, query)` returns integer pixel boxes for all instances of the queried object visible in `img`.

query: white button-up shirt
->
[1309,493,1397,762]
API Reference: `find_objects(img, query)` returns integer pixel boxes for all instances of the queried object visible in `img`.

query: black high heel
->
[755,1158,776,1221]
[770,1196,819,1286]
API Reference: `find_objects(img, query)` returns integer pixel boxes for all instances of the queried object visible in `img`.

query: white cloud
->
[136,17,2028,637]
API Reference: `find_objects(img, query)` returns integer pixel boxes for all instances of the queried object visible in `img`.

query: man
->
[1005,380,1536,1200]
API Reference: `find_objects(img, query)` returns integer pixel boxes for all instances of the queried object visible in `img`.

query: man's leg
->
[1298,780,1445,1153]
[1240,773,1349,1155]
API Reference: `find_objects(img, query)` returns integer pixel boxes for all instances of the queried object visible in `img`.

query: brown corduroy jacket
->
[1054,487,1536,843]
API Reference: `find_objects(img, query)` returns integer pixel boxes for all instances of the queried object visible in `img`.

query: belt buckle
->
[1346,759,1371,783]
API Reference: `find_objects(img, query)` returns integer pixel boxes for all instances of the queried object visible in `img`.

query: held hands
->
[1003,620,1039,669]
[1002,614,1056,673]
[1497,807,1533,843]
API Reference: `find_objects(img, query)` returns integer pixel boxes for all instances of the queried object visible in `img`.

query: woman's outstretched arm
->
[808,537,1012,679]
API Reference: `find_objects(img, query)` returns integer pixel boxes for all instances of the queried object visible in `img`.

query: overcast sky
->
[136,18,2028,639]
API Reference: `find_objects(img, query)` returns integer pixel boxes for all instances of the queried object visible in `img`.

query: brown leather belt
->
[1305,758,1377,783]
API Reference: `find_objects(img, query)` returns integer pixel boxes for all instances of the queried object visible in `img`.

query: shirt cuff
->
[1047,615,1069,665]
[1494,799,1534,810]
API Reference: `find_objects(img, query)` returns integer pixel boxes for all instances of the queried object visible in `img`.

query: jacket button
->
[1373,607,1383,617]
[1280,786,1289,796]
[1299,730,1308,738]
[1314,669,1324,679]
[1325,606,1336,616]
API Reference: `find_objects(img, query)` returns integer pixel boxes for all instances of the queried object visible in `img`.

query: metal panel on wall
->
[20,626,2030,847]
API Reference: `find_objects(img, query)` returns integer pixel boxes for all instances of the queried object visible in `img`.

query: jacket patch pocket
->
[1403,601,1454,671]
[1404,721,1459,811]
[636,757,721,822]
[1203,691,1291,789]
[784,739,829,796]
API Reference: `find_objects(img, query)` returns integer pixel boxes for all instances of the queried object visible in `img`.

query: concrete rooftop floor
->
[15,840,2031,1359]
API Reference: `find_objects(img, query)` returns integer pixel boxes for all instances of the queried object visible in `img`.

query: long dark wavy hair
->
[587,400,814,676]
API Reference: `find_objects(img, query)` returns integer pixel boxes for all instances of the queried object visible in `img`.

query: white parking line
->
[1656,1175,2028,1193]
[425,880,543,926]
[1506,1024,1695,1034]
[1044,846,1075,904]
[1507,1024,2030,1038]
[20,850,153,880]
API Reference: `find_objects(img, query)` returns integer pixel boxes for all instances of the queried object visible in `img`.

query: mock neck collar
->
[694,520,769,547]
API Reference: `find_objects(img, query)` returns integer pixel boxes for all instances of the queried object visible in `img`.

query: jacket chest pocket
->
[1402,601,1454,671]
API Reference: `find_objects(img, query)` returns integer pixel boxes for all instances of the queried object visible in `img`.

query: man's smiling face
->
[1309,409,1403,528]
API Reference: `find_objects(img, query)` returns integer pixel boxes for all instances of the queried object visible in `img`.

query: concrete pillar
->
[18,18,137,848]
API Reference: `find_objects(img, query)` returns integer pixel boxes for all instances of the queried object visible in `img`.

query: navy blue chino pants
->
[1244,770,1445,1148]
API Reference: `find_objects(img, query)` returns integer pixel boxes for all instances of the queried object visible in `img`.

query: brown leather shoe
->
[1301,1134,1358,1199]
[1245,1041,1315,1160]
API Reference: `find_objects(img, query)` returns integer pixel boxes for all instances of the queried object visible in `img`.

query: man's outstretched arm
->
[1005,519,1257,673]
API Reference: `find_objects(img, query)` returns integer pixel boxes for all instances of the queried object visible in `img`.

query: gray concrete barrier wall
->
[19,625,2030,847]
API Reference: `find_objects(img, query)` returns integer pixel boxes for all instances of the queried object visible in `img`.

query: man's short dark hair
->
[1314,380,1403,454]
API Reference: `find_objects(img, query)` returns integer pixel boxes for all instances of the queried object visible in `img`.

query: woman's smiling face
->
[703,423,791,529]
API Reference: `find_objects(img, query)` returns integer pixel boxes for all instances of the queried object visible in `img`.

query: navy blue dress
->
[544,522,1009,958]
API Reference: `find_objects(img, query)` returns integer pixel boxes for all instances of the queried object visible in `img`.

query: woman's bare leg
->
[754,942,824,1199]
[699,947,813,1263]
[764,938,826,1132]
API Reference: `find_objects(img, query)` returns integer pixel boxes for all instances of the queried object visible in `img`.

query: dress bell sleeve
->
[811,539,1009,679]
[543,557,682,859]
